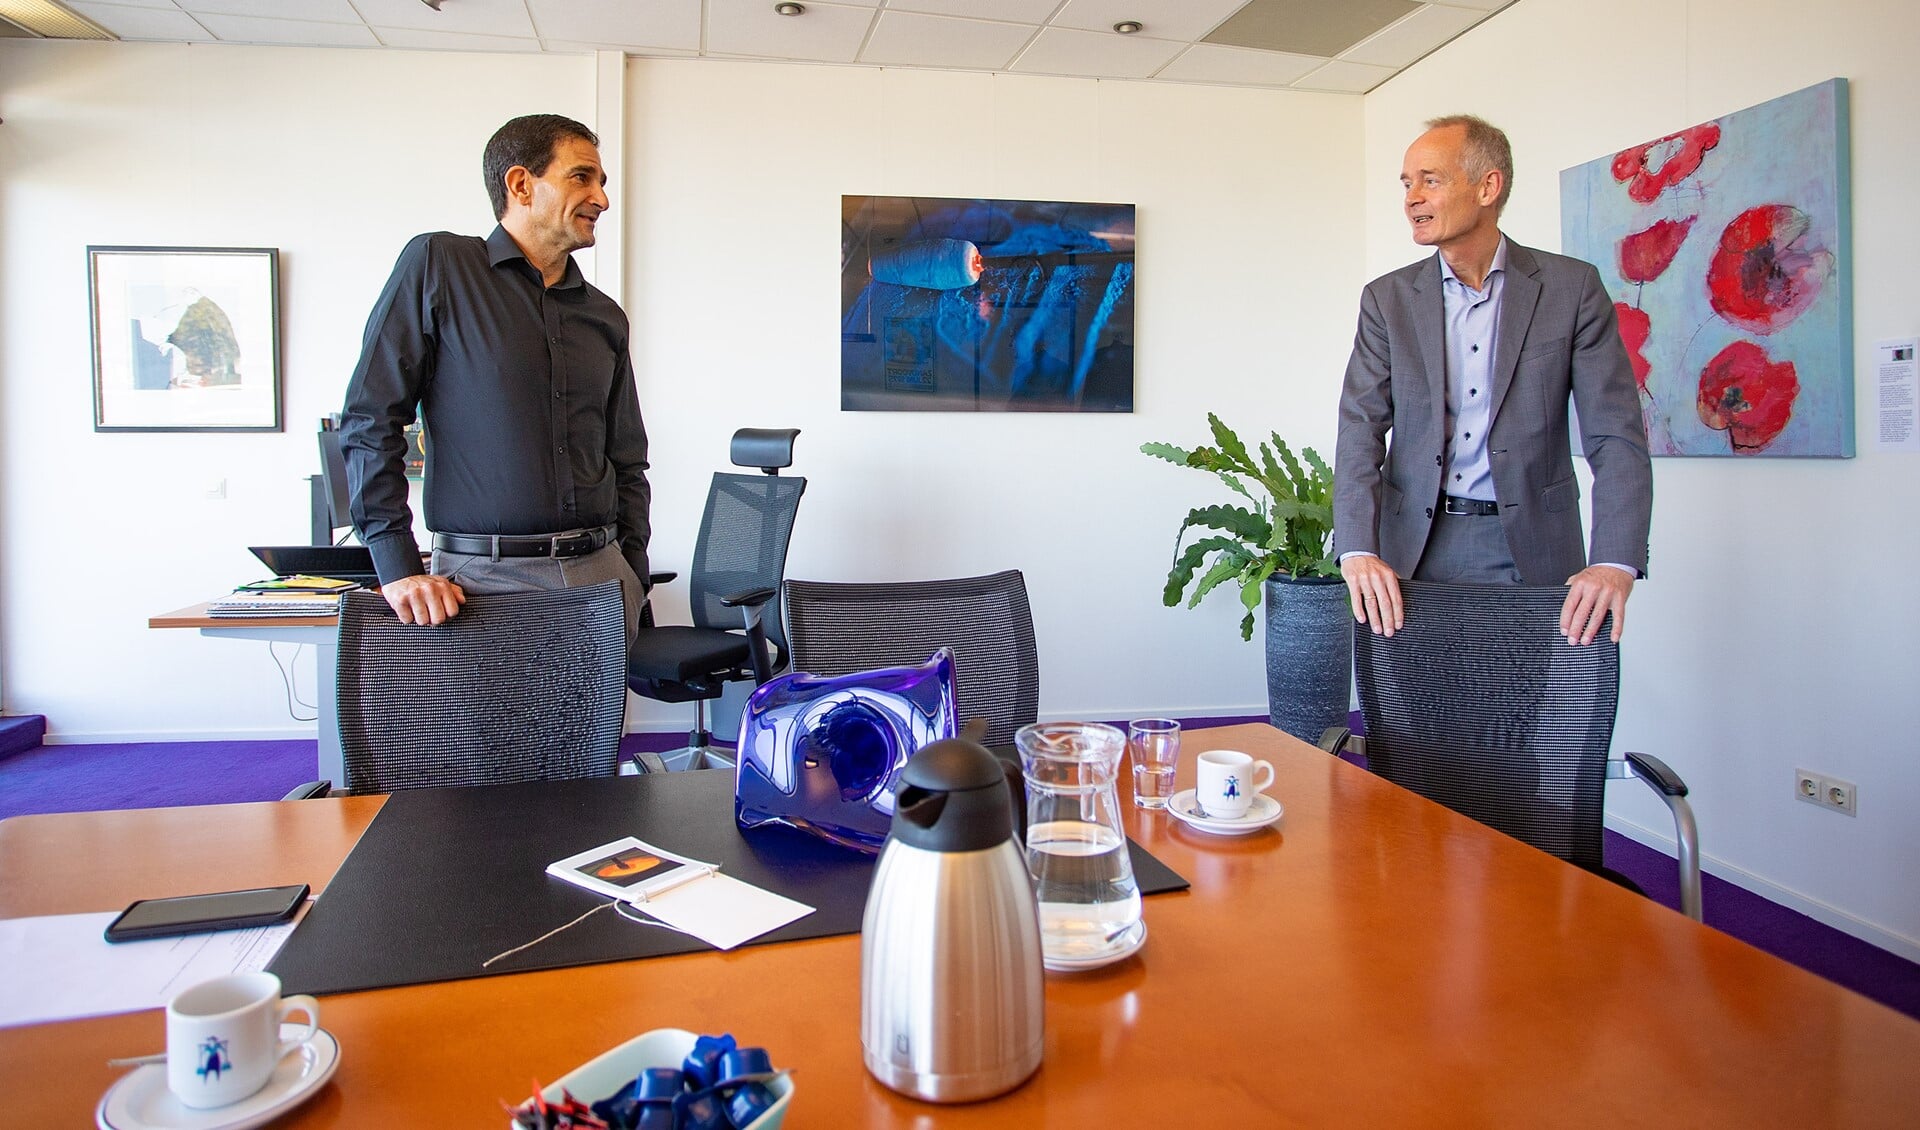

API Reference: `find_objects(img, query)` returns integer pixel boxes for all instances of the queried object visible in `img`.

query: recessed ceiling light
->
[0,0,114,38]
[1113,21,1143,35]
[774,2,806,15]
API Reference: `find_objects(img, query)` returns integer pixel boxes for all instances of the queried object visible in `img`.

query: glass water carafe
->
[1014,721,1142,966]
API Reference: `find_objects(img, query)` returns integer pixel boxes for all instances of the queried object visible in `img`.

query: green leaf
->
[1162,535,1243,606]
[1188,555,1248,607]
[1140,441,1193,465]
[1180,503,1271,546]
[1207,413,1256,475]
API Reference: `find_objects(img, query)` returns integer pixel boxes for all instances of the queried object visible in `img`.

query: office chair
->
[293,581,628,795]
[627,428,805,771]
[1319,580,1701,920]
[783,569,1038,747]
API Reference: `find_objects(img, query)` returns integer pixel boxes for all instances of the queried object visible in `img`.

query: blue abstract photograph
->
[841,195,1135,413]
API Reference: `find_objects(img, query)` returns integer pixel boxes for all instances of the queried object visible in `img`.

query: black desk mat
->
[269,770,1187,996]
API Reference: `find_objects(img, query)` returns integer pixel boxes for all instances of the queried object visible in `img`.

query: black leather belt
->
[1442,495,1499,516]
[432,525,616,558]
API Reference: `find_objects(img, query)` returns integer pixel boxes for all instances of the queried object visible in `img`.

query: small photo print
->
[572,846,693,891]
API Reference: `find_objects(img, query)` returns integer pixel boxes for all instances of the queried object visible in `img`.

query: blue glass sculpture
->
[735,649,958,853]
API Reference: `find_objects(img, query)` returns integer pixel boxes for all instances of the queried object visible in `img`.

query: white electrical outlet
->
[1794,768,1857,816]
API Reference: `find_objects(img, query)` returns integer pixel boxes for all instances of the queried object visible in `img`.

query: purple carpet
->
[2,725,1914,1023]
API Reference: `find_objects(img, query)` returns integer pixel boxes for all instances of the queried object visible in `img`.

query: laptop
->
[249,545,380,585]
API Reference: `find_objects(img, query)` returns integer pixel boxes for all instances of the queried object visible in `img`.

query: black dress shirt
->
[340,227,651,586]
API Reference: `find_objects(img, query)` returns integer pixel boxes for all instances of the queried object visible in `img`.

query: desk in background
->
[149,602,342,787]
[4,723,1917,1126]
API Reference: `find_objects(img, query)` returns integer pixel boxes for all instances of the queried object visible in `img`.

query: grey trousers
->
[431,542,645,646]
[1413,511,1524,585]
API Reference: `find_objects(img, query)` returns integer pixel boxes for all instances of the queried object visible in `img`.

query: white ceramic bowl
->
[510,1027,793,1130]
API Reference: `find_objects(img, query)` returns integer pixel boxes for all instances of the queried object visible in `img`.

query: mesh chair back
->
[687,472,807,659]
[334,582,627,793]
[1354,581,1617,870]
[783,570,1039,748]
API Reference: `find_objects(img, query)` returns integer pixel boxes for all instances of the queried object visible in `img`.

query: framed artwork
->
[841,195,1135,413]
[1560,78,1852,457]
[88,246,282,432]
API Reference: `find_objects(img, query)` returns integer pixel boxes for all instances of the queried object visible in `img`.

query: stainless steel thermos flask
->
[860,737,1044,1102]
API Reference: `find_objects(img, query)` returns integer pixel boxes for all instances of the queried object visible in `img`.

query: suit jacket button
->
[1425,507,1434,519]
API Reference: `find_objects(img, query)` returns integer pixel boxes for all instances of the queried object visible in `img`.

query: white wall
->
[623,59,1362,722]
[0,45,1362,740]
[0,42,595,739]
[1362,0,1920,957]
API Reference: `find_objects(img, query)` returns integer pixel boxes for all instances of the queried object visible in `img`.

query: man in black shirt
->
[340,114,650,640]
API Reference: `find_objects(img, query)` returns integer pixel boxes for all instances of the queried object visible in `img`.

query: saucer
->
[1043,919,1147,973]
[1168,789,1282,836]
[97,1026,340,1130]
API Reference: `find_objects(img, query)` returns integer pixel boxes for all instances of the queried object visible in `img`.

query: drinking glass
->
[1014,722,1142,965]
[1128,718,1181,810]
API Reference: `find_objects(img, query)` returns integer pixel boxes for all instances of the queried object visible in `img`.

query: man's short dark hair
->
[1426,114,1513,214]
[483,114,599,220]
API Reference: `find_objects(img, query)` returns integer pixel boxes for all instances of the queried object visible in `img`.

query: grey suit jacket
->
[1333,240,1652,582]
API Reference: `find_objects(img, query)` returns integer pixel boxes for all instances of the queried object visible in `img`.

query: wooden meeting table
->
[4,723,1916,1127]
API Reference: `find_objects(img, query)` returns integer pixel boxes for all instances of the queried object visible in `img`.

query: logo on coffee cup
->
[196,1036,232,1083]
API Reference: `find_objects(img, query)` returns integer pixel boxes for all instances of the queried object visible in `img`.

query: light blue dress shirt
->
[1438,239,1507,502]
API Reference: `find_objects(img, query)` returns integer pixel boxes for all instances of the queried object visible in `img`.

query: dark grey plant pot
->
[1263,575,1353,743]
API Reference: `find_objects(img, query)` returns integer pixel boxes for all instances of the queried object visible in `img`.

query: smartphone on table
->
[102,884,310,943]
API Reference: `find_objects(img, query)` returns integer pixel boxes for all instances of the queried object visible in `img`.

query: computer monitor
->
[318,426,351,535]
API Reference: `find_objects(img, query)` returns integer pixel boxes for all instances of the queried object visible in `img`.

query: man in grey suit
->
[1334,115,1652,646]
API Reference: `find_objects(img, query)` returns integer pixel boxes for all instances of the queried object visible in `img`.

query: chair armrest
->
[649,570,678,586]
[281,780,333,801]
[1624,751,1688,797]
[1318,725,1351,754]
[718,586,777,609]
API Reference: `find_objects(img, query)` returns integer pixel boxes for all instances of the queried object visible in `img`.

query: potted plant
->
[1141,414,1352,742]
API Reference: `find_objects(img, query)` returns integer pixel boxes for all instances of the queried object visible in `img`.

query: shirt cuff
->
[1338,551,1380,563]
[368,532,427,587]
[1595,562,1639,577]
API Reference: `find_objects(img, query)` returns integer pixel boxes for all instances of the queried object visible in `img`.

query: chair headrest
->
[731,428,800,475]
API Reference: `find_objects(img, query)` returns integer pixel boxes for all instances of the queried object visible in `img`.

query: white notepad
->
[545,836,813,951]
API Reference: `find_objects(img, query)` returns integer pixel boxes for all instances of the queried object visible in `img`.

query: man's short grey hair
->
[1426,114,1513,214]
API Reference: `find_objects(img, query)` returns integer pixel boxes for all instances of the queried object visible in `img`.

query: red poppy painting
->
[1561,79,1853,457]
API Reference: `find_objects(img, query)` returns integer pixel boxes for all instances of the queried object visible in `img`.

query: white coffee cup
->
[1194,749,1274,820]
[166,972,320,1109]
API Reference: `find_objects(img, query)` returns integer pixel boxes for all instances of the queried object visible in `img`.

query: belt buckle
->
[1444,496,1479,516]
[550,531,589,558]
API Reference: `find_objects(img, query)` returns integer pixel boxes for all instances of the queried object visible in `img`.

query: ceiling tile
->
[1052,0,1250,43]
[1340,2,1485,68]
[348,0,534,38]
[705,0,873,64]
[1289,57,1395,93]
[68,3,214,40]
[1206,0,1416,58]
[527,0,699,52]
[198,13,377,46]
[546,39,696,57]
[886,0,1056,21]
[1430,0,1513,10]
[862,11,1032,70]
[73,0,175,8]
[1156,42,1322,87]
[370,26,543,53]
[181,0,359,20]
[1011,26,1183,80]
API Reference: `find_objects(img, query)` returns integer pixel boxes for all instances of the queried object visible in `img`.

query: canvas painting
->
[841,195,1135,413]
[1560,78,1852,457]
